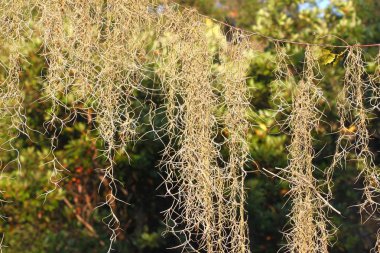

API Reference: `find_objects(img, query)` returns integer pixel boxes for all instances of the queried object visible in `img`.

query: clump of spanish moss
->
[329,46,380,251]
[273,44,328,253]
[36,0,154,250]
[217,33,252,253]
[39,0,73,193]
[87,2,154,247]
[158,6,252,252]
[159,9,225,252]
[281,46,334,253]
[272,42,297,132]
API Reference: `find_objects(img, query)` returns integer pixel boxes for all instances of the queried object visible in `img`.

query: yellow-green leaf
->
[318,49,337,65]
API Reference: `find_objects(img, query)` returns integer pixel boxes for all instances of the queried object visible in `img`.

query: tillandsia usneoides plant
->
[157,5,254,251]
[329,46,380,252]
[159,9,225,252]
[283,46,334,253]
[35,0,155,250]
[89,2,155,247]
[272,42,297,133]
[0,0,159,249]
[217,33,252,253]
[39,0,74,193]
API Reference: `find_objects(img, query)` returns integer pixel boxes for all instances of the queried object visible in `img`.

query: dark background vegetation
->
[0,0,379,252]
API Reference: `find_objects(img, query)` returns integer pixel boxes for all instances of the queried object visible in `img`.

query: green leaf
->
[314,48,337,65]
[316,48,337,65]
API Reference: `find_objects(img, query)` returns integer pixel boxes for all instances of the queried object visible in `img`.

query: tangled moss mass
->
[0,0,380,252]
